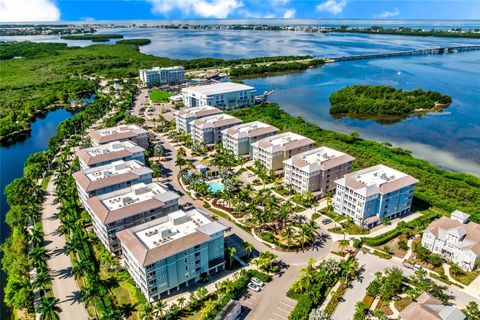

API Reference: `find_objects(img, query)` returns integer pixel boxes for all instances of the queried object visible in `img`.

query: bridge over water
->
[330,45,480,62]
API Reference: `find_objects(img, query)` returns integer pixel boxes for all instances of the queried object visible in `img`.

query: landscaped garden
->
[150,89,173,103]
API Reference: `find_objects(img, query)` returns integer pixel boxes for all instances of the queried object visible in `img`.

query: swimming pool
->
[208,180,225,193]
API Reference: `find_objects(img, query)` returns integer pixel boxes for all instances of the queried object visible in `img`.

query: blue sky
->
[1,0,479,22]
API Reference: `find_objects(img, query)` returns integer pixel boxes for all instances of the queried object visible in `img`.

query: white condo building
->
[334,164,419,228]
[190,114,242,145]
[89,124,149,149]
[117,208,226,301]
[222,121,279,157]
[139,66,185,86]
[72,160,153,206]
[251,132,316,171]
[174,106,223,133]
[283,147,355,195]
[181,82,256,110]
[77,141,146,170]
[422,210,480,271]
[85,183,180,255]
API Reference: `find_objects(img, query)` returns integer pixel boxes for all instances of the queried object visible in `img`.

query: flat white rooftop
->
[356,165,407,187]
[100,183,173,211]
[93,124,146,137]
[192,114,241,129]
[142,66,184,71]
[85,141,139,157]
[137,209,211,249]
[175,105,223,118]
[85,160,144,181]
[182,82,255,96]
[302,147,345,164]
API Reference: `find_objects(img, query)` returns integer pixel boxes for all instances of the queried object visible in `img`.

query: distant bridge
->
[330,45,480,62]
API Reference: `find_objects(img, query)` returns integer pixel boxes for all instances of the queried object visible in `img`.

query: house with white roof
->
[88,124,149,149]
[333,164,419,227]
[422,210,480,271]
[181,82,256,110]
[283,146,355,196]
[77,141,146,170]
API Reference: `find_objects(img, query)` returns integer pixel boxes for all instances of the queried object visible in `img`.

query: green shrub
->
[372,250,392,260]
[289,295,313,320]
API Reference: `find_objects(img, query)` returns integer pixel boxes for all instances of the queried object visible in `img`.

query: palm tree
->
[80,284,100,319]
[226,247,237,267]
[342,257,359,282]
[39,296,61,320]
[154,299,167,318]
[29,246,48,268]
[139,302,154,320]
[33,270,51,295]
[281,226,296,249]
[243,241,254,259]
[338,240,350,254]
[30,224,44,247]
[177,296,186,310]
[298,224,313,250]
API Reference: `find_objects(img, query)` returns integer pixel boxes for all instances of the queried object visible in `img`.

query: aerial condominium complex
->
[89,124,149,149]
[190,114,242,145]
[85,183,180,255]
[222,121,279,157]
[139,66,185,85]
[283,146,355,196]
[77,141,146,170]
[422,210,480,271]
[251,132,316,171]
[174,106,223,133]
[181,82,256,110]
[333,164,418,228]
[117,208,226,301]
[72,160,153,206]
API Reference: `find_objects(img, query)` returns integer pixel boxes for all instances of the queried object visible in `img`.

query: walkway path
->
[42,176,88,320]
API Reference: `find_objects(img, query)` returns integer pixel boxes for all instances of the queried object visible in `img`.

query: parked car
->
[248,282,261,292]
[251,277,264,287]
[413,264,423,271]
[322,218,333,225]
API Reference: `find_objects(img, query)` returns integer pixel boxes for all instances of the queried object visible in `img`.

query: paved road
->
[42,176,88,320]
[332,251,480,320]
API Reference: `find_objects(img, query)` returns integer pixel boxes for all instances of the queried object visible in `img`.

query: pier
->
[330,45,480,62]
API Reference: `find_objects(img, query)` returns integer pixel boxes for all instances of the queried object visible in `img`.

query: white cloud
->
[0,0,60,22]
[283,8,296,19]
[146,0,244,19]
[81,17,95,21]
[316,0,347,15]
[376,8,400,18]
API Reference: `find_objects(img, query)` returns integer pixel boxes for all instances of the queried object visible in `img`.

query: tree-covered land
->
[61,34,124,41]
[116,39,151,46]
[330,26,480,39]
[329,85,452,117]
[229,59,325,77]
[229,104,480,221]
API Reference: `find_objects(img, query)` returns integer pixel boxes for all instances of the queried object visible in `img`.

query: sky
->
[0,0,479,23]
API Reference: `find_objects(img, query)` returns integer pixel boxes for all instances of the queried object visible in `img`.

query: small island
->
[61,34,124,42]
[116,38,151,46]
[329,85,452,122]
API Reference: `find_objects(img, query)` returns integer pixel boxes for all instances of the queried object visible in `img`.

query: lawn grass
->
[329,220,370,235]
[394,296,412,312]
[449,269,480,286]
[150,89,172,103]
[41,175,51,191]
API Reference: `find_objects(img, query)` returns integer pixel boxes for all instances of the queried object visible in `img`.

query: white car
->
[248,282,261,292]
[251,277,265,287]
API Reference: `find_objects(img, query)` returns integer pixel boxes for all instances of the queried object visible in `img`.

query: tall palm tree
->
[177,296,186,310]
[33,270,51,295]
[154,300,167,318]
[226,247,237,267]
[39,296,61,320]
[139,302,154,320]
[29,246,48,269]
[282,226,296,249]
[30,224,44,247]
[243,241,254,259]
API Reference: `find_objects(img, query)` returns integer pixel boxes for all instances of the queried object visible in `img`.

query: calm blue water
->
[208,181,225,194]
[0,109,73,320]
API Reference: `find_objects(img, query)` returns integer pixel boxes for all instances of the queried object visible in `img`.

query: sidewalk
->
[42,176,88,320]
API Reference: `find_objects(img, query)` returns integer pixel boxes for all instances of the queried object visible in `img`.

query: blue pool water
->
[208,181,225,193]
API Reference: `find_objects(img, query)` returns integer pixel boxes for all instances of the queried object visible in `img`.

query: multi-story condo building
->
[72,160,153,206]
[222,121,279,157]
[283,147,355,195]
[190,114,241,145]
[174,106,223,133]
[139,66,185,86]
[181,82,256,110]
[89,124,149,149]
[84,182,180,255]
[333,164,419,228]
[251,132,316,171]
[117,208,226,301]
[421,210,480,271]
[77,141,146,170]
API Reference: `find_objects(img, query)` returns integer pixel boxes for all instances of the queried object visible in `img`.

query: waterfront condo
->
[422,210,480,271]
[333,164,418,228]
[89,124,149,149]
[181,82,256,110]
[283,146,355,196]
[117,208,226,301]
[84,182,180,255]
[72,160,153,206]
[139,66,185,86]
[77,141,146,170]
[190,114,242,145]
[251,132,316,172]
[221,121,279,158]
[174,105,223,133]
